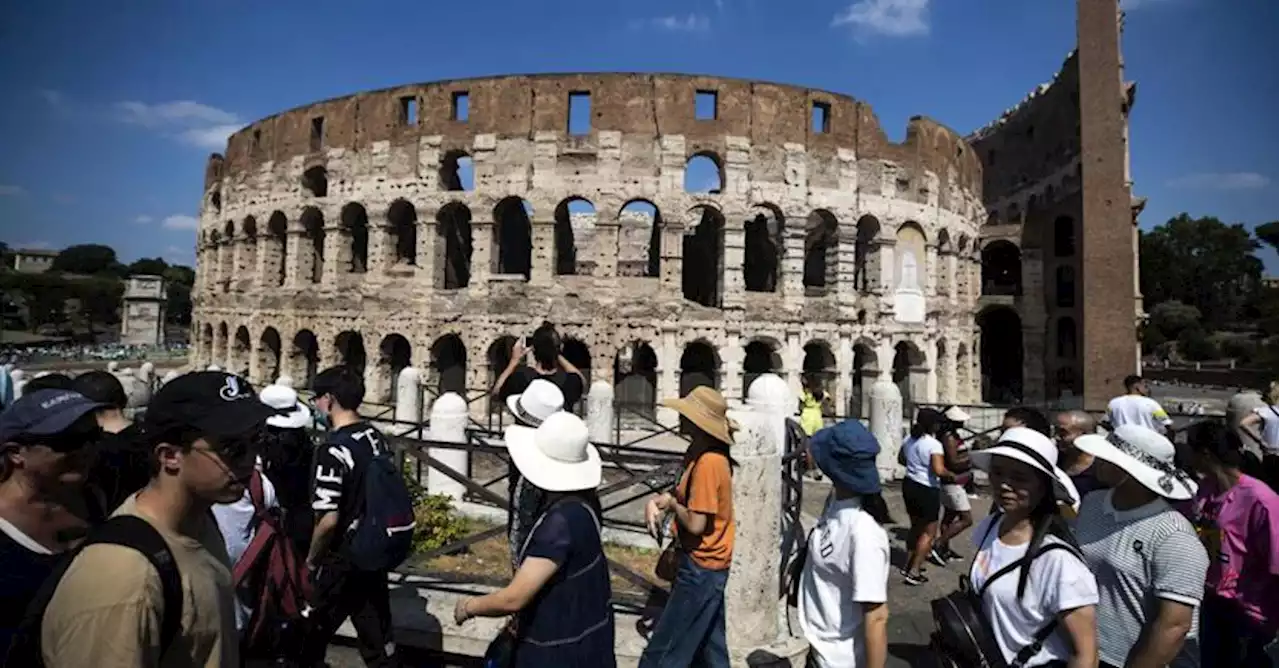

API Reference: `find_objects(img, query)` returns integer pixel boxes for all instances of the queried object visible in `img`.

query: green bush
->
[1178,328,1219,361]
[402,461,470,554]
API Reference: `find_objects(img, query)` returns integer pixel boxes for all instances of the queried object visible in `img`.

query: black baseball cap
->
[0,389,106,448]
[144,371,280,440]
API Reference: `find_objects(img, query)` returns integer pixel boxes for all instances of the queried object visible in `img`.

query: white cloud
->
[631,14,711,32]
[113,100,242,151]
[178,124,243,150]
[832,0,929,38]
[0,185,25,196]
[134,215,154,224]
[164,245,194,263]
[1165,172,1271,191]
[162,214,200,231]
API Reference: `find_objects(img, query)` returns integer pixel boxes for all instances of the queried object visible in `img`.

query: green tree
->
[71,276,124,339]
[0,272,71,330]
[166,282,192,325]
[1140,214,1264,330]
[128,257,169,276]
[1178,327,1219,362]
[1257,221,1278,250]
[163,265,195,286]
[1148,301,1201,340]
[50,244,119,276]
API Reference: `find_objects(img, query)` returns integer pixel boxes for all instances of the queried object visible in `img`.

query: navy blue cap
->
[0,389,105,445]
[810,418,882,495]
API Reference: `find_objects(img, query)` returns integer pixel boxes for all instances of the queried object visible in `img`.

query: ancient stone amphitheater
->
[189,71,1090,418]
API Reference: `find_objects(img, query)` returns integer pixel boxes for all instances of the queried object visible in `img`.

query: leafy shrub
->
[1178,328,1219,362]
[402,461,469,554]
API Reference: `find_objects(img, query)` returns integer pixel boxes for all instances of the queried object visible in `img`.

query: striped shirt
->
[1075,489,1209,667]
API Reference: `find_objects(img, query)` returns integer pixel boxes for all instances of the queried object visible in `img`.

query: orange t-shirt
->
[674,452,735,571]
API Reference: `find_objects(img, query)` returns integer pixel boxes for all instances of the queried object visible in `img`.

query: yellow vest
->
[800,389,824,435]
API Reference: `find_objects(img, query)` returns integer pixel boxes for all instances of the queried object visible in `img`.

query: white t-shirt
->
[969,515,1099,666]
[798,495,890,668]
[904,435,943,487]
[1107,394,1173,433]
[212,467,277,630]
[1253,404,1279,454]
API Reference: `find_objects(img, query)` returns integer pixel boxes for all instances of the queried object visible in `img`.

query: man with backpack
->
[302,365,415,668]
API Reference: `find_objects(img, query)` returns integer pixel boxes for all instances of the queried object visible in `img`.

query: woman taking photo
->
[967,427,1099,668]
[640,386,737,668]
[454,411,614,667]
[900,408,956,585]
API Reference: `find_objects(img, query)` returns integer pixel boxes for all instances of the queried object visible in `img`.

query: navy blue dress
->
[514,501,616,667]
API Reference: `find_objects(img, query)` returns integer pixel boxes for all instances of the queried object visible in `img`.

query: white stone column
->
[657,326,679,425]
[11,369,26,400]
[395,368,423,427]
[869,378,904,481]
[946,251,958,303]
[585,381,614,443]
[427,392,469,502]
[784,330,802,397]
[835,333,853,418]
[925,340,939,404]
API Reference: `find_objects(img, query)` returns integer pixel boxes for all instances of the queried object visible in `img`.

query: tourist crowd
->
[0,312,1276,668]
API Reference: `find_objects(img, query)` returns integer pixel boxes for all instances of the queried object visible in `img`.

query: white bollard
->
[585,380,614,444]
[11,369,26,400]
[427,392,469,502]
[395,368,423,428]
[207,364,221,372]
[275,375,295,390]
[161,370,180,386]
[869,378,904,481]
[107,361,119,373]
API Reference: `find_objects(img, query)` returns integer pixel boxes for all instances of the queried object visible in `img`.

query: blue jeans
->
[638,554,729,668]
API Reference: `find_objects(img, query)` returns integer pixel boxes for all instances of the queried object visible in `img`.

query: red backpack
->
[233,470,312,659]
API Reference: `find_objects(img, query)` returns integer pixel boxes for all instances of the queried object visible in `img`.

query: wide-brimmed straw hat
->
[1073,424,1197,501]
[259,384,312,429]
[662,386,736,446]
[504,412,601,492]
[971,427,1078,506]
[505,378,564,427]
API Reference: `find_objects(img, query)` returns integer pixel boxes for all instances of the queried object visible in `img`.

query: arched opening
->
[682,205,725,308]
[439,150,474,192]
[258,327,282,386]
[684,152,723,194]
[231,326,251,375]
[493,197,533,279]
[743,339,782,397]
[854,215,881,293]
[850,342,878,418]
[679,340,720,396]
[1056,317,1077,359]
[562,338,592,388]
[300,207,325,284]
[1054,216,1076,257]
[430,334,468,396]
[341,203,369,273]
[554,198,594,276]
[1055,265,1076,308]
[981,241,1022,296]
[436,202,473,289]
[614,341,658,421]
[267,212,288,286]
[388,199,418,266]
[804,210,839,290]
[802,341,837,404]
[978,307,1023,403]
[377,334,412,403]
[487,335,518,398]
[334,331,367,376]
[290,330,320,386]
[892,341,926,416]
[618,200,661,278]
[301,165,328,198]
[743,205,783,293]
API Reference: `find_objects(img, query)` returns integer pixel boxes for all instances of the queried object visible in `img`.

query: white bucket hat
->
[944,406,971,424]
[506,378,565,427]
[1073,424,1197,500]
[971,427,1079,507]
[259,384,312,429]
[504,412,601,492]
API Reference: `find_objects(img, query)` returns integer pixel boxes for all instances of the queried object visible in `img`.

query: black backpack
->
[343,435,416,572]
[930,517,1081,668]
[6,515,182,667]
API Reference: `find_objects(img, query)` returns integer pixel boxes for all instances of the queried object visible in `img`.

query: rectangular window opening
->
[400,96,418,126]
[568,92,591,136]
[451,92,470,122]
[695,90,718,120]
[986,149,997,167]
[811,101,831,134]
[309,117,324,151]
[251,129,261,152]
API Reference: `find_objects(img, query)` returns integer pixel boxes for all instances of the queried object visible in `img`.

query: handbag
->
[655,457,700,582]
[929,516,1081,668]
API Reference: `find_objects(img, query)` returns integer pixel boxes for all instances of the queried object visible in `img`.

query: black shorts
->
[902,478,941,522]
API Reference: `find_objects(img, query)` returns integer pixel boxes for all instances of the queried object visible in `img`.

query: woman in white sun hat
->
[454,411,615,667]
[257,383,315,554]
[504,378,567,568]
[1071,424,1207,668]
[963,427,1100,668]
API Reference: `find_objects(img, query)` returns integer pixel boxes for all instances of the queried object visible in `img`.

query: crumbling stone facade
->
[190,73,988,416]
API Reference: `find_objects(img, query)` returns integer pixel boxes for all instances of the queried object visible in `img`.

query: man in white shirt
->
[1107,375,1174,435]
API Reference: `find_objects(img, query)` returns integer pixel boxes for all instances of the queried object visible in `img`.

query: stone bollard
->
[207,364,221,372]
[869,378,904,481]
[395,368,423,429]
[427,392,469,502]
[10,369,25,401]
[107,361,119,373]
[132,365,154,409]
[140,362,155,393]
[1227,390,1266,462]
[161,370,180,386]
[585,381,614,444]
[275,375,295,390]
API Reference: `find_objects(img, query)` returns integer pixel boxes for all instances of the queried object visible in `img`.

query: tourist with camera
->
[492,322,586,414]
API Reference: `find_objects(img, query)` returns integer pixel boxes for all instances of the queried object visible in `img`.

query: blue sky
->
[0,0,1275,274]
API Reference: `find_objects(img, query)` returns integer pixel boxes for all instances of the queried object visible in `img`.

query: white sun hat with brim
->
[504,411,601,492]
[1073,424,1197,501]
[259,384,312,429]
[506,378,565,427]
[970,427,1077,505]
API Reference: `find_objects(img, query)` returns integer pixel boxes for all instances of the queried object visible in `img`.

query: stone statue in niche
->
[898,251,921,292]
[893,247,926,324]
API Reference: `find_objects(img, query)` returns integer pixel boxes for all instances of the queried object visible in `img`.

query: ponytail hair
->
[1016,472,1080,600]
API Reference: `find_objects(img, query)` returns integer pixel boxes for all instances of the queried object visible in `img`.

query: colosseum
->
[191,0,1139,418]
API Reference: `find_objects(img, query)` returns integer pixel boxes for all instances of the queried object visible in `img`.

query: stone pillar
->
[875,240,894,295]
[836,333,853,416]
[723,328,743,402]
[925,243,938,297]
[285,226,305,288]
[276,374,294,389]
[427,392,469,502]
[530,219,555,285]
[720,215,745,311]
[946,251,958,303]
[869,378,904,481]
[468,221,493,294]
[11,369,26,400]
[395,367,424,430]
[585,380,614,444]
[322,223,344,288]
[657,326,679,425]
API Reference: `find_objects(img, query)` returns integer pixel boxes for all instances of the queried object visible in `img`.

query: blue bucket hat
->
[810,418,881,495]
[0,389,105,449]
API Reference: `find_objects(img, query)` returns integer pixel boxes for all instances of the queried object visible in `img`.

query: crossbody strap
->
[973,532,1083,668]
